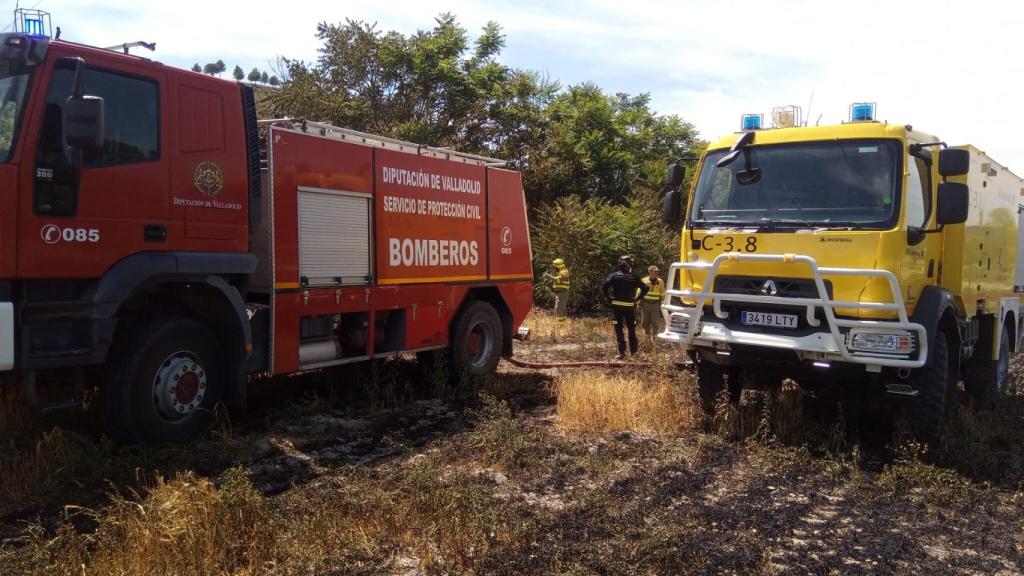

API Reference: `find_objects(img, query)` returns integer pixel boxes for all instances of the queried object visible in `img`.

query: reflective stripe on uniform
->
[641,277,664,300]
[611,300,635,307]
[553,269,570,290]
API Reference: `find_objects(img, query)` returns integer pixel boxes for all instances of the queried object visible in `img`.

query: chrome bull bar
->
[658,253,927,369]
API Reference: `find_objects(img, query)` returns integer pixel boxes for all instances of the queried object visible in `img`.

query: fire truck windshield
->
[689,139,901,230]
[0,58,31,163]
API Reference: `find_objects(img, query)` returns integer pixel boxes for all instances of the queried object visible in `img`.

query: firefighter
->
[640,265,666,341]
[602,255,648,359]
[544,258,571,318]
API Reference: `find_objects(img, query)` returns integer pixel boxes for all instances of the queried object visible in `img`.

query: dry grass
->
[555,371,698,436]
[0,428,76,512]
[1,404,546,575]
[521,308,612,344]
[4,467,276,576]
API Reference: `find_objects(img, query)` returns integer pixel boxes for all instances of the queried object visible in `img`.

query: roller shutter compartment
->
[297,186,373,286]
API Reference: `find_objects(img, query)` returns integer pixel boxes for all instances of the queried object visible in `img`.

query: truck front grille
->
[714,275,833,299]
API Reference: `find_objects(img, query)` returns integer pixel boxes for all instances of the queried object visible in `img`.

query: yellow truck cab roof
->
[706,122,934,151]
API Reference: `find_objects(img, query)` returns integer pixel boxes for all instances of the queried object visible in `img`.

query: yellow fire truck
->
[660,104,1023,443]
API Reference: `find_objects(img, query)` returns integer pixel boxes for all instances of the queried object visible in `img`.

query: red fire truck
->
[0,18,533,443]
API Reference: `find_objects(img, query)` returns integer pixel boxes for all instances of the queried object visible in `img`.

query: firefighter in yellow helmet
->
[544,258,571,318]
[639,265,666,341]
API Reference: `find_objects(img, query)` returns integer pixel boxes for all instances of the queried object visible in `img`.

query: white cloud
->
[31,0,1024,171]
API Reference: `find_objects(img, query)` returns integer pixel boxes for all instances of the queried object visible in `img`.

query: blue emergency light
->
[14,8,52,38]
[849,102,876,122]
[24,18,44,36]
[741,113,763,131]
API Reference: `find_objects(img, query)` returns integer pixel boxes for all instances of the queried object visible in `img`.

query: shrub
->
[531,192,680,312]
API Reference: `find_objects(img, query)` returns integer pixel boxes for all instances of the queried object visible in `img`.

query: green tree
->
[191,63,201,73]
[525,85,702,205]
[268,75,280,86]
[273,14,511,147]
[247,67,261,83]
[232,65,244,81]
[462,69,559,165]
[204,60,226,76]
[272,13,703,213]
[260,71,269,83]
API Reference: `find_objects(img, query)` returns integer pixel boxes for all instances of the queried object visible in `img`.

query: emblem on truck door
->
[40,224,100,244]
[500,226,513,255]
[192,161,224,198]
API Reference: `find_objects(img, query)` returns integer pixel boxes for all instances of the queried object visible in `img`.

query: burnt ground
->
[0,314,1022,574]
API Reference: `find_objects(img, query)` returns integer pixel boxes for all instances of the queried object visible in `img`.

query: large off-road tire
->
[696,360,725,418]
[697,360,741,421]
[906,330,953,446]
[965,323,1011,409]
[448,301,504,383]
[735,367,779,391]
[102,317,224,444]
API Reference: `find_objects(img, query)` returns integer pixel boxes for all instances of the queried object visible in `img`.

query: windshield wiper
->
[759,219,864,231]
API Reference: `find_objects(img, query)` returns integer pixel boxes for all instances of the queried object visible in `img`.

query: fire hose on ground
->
[503,356,652,369]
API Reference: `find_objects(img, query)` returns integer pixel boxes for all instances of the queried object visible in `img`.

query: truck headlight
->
[847,330,913,354]
[668,313,690,334]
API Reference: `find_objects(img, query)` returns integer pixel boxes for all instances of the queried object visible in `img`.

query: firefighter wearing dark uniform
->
[602,256,648,358]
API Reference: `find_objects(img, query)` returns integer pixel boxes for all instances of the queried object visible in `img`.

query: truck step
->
[885,383,919,397]
[24,369,85,414]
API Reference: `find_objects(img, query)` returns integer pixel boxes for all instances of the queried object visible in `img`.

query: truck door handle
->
[144,225,167,242]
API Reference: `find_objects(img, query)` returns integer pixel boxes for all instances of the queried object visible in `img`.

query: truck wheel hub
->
[466,322,492,368]
[153,352,206,421]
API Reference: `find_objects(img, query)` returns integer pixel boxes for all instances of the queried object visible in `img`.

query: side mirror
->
[936,182,969,224]
[56,56,105,150]
[665,163,684,190]
[939,148,970,177]
[662,190,682,225]
[736,167,762,185]
[65,95,104,149]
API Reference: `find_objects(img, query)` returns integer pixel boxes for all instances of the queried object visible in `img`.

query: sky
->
[18,0,1024,172]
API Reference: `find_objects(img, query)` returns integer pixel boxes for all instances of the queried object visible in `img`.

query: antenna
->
[804,90,814,127]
